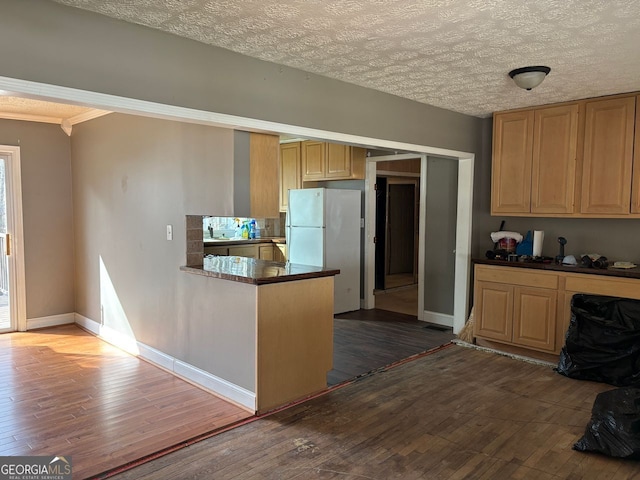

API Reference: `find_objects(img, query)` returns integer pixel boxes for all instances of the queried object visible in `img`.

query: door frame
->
[0,74,474,334]
[0,145,27,332]
[364,154,473,333]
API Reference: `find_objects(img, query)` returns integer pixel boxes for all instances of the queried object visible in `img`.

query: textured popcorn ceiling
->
[48,0,640,117]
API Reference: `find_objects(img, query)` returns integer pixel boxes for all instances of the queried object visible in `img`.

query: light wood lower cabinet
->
[475,281,513,342]
[474,264,640,358]
[204,246,229,256]
[205,242,286,261]
[274,243,286,262]
[229,245,258,258]
[474,265,560,355]
[258,245,274,261]
[475,271,558,353]
[512,286,557,351]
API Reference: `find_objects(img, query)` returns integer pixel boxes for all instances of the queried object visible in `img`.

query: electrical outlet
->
[166,224,173,240]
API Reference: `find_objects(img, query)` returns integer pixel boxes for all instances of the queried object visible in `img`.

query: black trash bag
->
[557,294,640,386]
[574,387,640,459]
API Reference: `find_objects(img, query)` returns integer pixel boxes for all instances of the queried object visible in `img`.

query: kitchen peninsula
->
[181,256,339,413]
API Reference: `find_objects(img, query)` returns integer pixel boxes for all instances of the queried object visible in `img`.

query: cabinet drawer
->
[564,274,640,300]
[475,265,558,289]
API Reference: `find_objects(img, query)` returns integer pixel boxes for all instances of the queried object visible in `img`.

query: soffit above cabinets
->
[0,96,111,136]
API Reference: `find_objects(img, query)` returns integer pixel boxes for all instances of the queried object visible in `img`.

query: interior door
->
[386,183,415,276]
[374,177,387,290]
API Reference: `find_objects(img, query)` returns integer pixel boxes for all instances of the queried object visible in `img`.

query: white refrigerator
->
[286,188,361,314]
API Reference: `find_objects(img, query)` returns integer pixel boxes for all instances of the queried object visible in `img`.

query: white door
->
[0,146,25,333]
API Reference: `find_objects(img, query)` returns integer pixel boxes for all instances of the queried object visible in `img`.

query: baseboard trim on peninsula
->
[27,312,75,330]
[74,314,256,412]
[422,310,454,328]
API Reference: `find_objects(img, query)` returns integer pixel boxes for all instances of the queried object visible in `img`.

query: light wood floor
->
[0,325,252,479]
[109,345,640,480]
[375,284,418,316]
[384,272,416,289]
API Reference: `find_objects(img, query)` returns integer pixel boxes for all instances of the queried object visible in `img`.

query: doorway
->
[376,178,418,290]
[0,146,26,333]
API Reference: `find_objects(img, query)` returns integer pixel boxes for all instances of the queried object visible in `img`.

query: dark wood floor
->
[329,309,454,385]
[109,345,640,480]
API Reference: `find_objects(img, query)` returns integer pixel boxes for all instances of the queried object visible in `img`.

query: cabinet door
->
[325,144,352,179]
[301,141,326,181]
[531,104,579,214]
[279,142,301,212]
[259,245,274,261]
[632,96,640,213]
[274,244,287,262]
[491,110,534,214]
[229,245,257,258]
[513,286,557,352]
[474,281,513,342]
[204,246,228,256]
[580,96,635,214]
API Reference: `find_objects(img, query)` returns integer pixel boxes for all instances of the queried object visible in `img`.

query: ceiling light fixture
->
[508,66,551,90]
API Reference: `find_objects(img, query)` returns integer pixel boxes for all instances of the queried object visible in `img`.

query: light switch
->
[166,225,173,240]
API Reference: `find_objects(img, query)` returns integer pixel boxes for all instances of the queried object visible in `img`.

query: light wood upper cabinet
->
[326,143,351,178]
[301,141,366,181]
[531,104,579,214]
[492,92,640,218]
[301,141,326,180]
[580,96,636,214]
[491,110,534,213]
[492,105,579,215]
[632,95,640,214]
[279,142,301,212]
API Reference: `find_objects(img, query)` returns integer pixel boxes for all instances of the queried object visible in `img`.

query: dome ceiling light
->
[509,66,551,90]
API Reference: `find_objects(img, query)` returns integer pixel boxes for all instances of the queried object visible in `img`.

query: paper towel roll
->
[533,230,544,257]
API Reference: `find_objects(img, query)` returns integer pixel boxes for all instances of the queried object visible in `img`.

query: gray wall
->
[0,119,75,319]
[424,157,459,315]
[71,113,259,389]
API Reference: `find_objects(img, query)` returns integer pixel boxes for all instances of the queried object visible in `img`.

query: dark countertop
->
[474,258,640,280]
[181,256,339,285]
[203,237,286,246]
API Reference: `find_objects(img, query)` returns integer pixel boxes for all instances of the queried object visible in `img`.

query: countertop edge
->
[203,237,286,246]
[181,259,339,285]
[473,258,640,279]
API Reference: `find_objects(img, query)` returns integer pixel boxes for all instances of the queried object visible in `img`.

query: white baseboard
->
[27,312,75,330]
[421,310,454,328]
[74,313,256,411]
